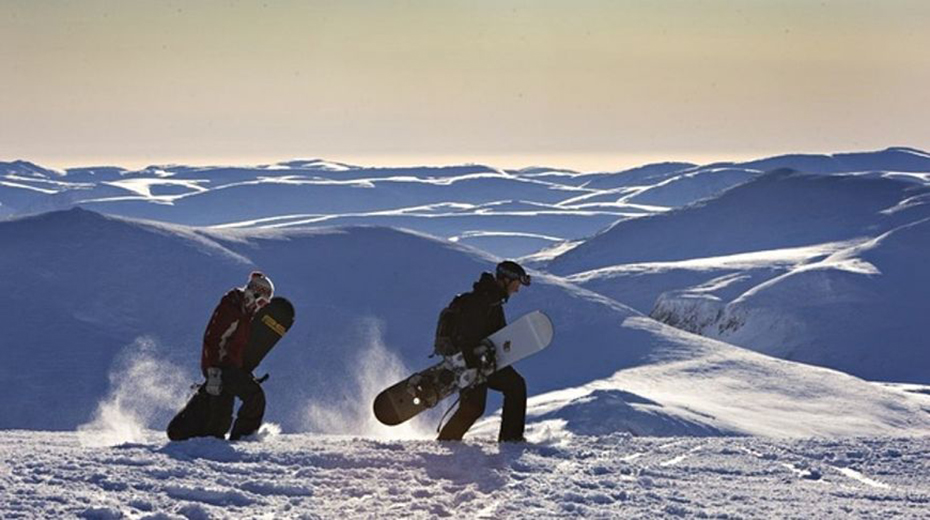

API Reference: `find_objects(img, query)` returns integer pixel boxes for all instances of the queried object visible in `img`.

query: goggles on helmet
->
[496,264,531,286]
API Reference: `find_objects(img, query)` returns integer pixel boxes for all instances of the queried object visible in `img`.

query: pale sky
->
[2,0,929,171]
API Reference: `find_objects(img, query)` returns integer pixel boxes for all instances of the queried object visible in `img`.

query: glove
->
[205,367,223,396]
[473,339,497,375]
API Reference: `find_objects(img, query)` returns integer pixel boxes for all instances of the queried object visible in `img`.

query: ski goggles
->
[246,290,271,308]
[247,283,273,299]
[497,267,531,286]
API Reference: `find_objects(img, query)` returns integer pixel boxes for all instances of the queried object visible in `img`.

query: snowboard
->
[242,296,295,372]
[373,310,553,426]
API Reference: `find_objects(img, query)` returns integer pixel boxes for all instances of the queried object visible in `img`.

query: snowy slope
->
[566,240,862,314]
[549,169,930,387]
[739,146,930,174]
[547,169,930,274]
[3,147,919,261]
[689,217,930,384]
[4,148,927,261]
[482,317,930,439]
[3,431,929,519]
[2,209,929,442]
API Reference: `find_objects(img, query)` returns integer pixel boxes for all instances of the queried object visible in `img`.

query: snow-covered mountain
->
[545,167,930,384]
[2,208,928,442]
[689,216,930,383]
[0,160,625,258]
[5,148,928,261]
[3,148,930,517]
[548,169,930,273]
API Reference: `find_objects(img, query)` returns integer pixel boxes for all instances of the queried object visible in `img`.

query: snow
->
[4,148,930,516]
[547,169,930,273]
[565,241,861,313]
[543,166,930,384]
[2,431,928,519]
[696,217,930,383]
[3,208,928,439]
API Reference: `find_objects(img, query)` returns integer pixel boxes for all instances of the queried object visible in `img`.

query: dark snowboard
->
[242,297,295,372]
[166,296,295,441]
[373,359,462,426]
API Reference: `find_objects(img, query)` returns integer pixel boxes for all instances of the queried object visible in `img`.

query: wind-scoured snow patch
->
[301,318,433,440]
[77,337,191,447]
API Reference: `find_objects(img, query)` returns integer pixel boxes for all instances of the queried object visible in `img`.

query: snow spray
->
[301,318,434,439]
[77,337,192,447]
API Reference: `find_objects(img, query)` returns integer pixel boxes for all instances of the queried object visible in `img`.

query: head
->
[495,260,531,297]
[242,271,274,313]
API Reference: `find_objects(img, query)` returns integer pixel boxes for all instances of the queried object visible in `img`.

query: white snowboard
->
[373,310,555,426]
[486,310,554,372]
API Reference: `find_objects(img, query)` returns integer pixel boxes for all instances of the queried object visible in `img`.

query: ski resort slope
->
[2,431,929,519]
[2,208,929,442]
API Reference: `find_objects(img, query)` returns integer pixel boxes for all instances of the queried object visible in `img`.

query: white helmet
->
[243,271,274,308]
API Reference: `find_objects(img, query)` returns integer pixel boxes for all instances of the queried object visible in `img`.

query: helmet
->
[243,271,274,308]
[496,260,531,286]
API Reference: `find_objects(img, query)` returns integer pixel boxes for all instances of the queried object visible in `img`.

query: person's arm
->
[201,295,239,374]
[454,296,491,368]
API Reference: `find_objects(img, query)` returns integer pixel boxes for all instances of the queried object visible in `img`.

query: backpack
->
[433,294,467,357]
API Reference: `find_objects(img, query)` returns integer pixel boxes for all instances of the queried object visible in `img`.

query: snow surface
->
[4,148,930,517]
[2,208,928,440]
[5,148,928,259]
[695,217,930,383]
[546,166,930,384]
[2,431,929,519]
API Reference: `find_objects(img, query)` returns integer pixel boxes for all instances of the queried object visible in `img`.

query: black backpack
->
[433,294,467,357]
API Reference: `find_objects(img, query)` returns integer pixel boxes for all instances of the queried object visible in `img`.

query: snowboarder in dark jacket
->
[438,261,531,443]
[167,272,274,441]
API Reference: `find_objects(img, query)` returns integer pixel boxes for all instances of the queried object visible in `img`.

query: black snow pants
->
[437,366,526,442]
[166,366,266,441]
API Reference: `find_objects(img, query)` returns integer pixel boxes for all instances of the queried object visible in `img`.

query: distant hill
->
[5,147,927,259]
[547,169,930,274]
[1,208,927,438]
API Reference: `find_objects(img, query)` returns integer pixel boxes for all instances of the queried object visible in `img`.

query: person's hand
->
[474,339,497,374]
[205,367,223,396]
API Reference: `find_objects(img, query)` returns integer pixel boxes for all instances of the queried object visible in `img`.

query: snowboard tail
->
[373,357,463,426]
[373,310,553,426]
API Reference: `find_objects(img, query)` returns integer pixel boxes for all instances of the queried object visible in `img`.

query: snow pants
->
[437,366,526,442]
[166,366,265,441]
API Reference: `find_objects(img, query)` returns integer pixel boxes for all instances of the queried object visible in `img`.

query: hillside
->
[2,209,928,440]
[547,170,930,274]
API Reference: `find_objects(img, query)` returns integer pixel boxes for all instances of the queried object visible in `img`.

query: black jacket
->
[450,272,508,367]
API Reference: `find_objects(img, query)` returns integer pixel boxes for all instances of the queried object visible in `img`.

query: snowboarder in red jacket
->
[167,272,274,441]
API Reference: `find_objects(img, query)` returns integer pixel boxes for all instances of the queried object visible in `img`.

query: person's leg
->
[221,367,266,441]
[205,393,235,439]
[437,384,488,441]
[486,366,526,442]
[167,387,214,441]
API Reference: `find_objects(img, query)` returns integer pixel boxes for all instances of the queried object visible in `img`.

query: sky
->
[2,0,929,172]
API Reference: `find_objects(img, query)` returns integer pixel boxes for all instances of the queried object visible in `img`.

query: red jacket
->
[201,289,253,375]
